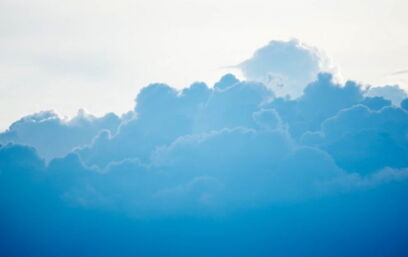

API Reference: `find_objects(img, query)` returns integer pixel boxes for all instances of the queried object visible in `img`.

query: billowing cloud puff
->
[361,96,392,110]
[366,84,408,105]
[266,73,363,137]
[0,109,121,160]
[76,77,274,168]
[239,39,329,98]
[302,104,408,174]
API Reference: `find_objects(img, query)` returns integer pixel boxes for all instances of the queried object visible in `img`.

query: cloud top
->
[239,39,328,98]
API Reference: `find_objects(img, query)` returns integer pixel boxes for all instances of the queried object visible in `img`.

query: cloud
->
[302,104,408,174]
[2,72,408,209]
[0,109,122,160]
[391,69,408,76]
[2,72,408,213]
[266,73,363,137]
[366,85,408,105]
[2,142,408,256]
[361,96,392,111]
[239,39,330,98]
[76,76,274,168]
[402,98,408,111]
[2,56,408,255]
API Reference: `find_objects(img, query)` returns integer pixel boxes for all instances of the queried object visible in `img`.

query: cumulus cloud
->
[2,141,408,256]
[0,109,122,160]
[366,85,408,105]
[2,43,408,255]
[239,39,331,98]
[265,73,363,138]
[2,71,408,213]
[303,104,408,174]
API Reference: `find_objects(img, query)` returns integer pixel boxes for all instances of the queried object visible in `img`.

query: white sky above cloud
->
[1,0,408,130]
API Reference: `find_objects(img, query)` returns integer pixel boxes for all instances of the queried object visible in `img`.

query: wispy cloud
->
[391,69,408,76]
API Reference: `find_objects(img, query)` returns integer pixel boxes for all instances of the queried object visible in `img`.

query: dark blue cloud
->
[401,98,408,110]
[2,142,408,257]
[361,96,392,110]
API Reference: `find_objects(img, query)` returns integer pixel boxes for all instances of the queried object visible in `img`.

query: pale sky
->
[1,0,407,130]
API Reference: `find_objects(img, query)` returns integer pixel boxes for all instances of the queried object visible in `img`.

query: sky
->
[2,1,408,256]
[1,0,408,130]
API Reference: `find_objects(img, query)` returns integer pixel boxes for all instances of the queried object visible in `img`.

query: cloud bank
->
[1,40,408,256]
